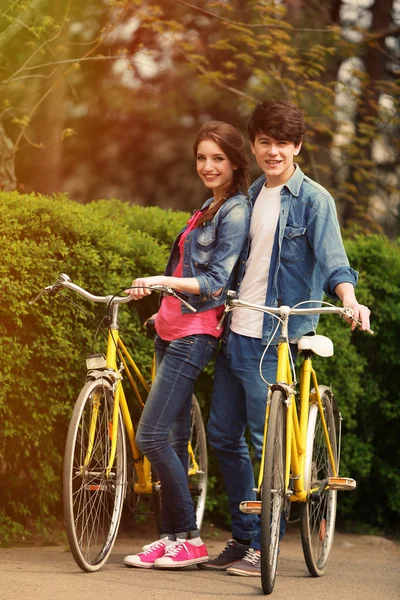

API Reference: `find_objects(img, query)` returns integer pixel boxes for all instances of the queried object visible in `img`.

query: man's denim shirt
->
[236,166,358,343]
[164,193,251,314]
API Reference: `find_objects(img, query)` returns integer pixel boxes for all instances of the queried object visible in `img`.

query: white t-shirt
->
[230,184,282,338]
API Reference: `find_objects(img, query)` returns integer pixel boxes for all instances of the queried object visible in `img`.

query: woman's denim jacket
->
[236,166,358,343]
[164,193,251,314]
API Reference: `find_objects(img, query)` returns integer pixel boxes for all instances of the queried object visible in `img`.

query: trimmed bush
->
[0,191,399,542]
[312,234,400,531]
[0,191,187,543]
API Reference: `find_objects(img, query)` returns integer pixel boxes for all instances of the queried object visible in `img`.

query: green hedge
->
[0,192,187,543]
[0,191,399,543]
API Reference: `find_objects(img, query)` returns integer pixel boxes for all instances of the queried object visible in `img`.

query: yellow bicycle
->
[221,292,372,595]
[31,273,207,572]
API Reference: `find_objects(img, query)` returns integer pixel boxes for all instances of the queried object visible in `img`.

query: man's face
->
[250,134,302,187]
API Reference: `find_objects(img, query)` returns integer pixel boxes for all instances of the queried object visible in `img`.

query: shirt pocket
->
[196,222,215,252]
[281,225,307,263]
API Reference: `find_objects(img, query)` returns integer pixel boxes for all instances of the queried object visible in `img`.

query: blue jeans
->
[208,331,294,550]
[136,333,218,535]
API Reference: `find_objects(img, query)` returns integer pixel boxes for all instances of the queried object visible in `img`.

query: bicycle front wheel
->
[189,395,208,530]
[301,386,337,577]
[260,391,286,595]
[63,378,127,572]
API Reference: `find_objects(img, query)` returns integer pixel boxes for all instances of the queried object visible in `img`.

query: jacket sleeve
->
[307,193,358,300]
[195,200,251,300]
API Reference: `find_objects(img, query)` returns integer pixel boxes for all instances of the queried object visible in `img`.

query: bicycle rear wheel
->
[260,391,286,595]
[189,395,208,530]
[301,386,337,577]
[63,378,126,572]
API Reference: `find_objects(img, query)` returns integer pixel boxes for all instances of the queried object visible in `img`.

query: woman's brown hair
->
[193,121,250,227]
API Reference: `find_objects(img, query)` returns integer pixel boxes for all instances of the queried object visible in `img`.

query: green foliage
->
[0,190,186,540]
[0,510,28,548]
[1,1,398,236]
[312,234,400,531]
[1,192,399,541]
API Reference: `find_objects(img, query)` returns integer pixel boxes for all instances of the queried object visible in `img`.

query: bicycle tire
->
[301,386,337,577]
[63,378,127,572]
[260,391,286,595]
[189,395,208,530]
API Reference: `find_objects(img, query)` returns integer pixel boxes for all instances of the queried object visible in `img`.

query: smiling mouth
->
[266,160,282,165]
[204,174,219,180]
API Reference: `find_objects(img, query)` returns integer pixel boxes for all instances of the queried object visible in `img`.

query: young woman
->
[123,121,251,570]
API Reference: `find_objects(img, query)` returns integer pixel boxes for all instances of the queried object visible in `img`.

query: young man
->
[199,99,371,576]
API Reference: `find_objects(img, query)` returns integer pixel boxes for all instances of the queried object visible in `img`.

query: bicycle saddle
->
[297,334,334,357]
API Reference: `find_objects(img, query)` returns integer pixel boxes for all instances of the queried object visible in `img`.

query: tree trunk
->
[29,71,67,195]
[0,122,17,191]
[342,0,393,230]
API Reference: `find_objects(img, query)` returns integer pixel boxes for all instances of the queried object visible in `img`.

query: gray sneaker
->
[197,539,248,570]
[226,547,261,576]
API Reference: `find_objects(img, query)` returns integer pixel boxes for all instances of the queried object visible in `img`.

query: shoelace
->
[141,540,165,555]
[220,539,235,556]
[243,548,260,565]
[164,541,188,557]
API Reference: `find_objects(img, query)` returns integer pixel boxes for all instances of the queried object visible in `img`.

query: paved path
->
[1,529,399,600]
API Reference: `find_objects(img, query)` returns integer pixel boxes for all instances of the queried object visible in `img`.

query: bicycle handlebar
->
[29,274,132,306]
[29,274,197,313]
[223,292,374,335]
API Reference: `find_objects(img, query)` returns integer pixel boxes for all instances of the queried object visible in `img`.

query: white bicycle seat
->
[297,334,334,357]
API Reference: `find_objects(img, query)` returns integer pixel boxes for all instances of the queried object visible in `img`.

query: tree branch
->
[367,25,400,42]
[3,55,122,85]
[174,40,257,103]
[175,0,338,33]
[0,0,48,50]
[12,5,131,153]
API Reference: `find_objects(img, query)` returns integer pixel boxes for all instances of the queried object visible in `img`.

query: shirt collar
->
[248,164,304,199]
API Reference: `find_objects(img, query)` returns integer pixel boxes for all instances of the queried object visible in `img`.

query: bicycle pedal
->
[240,500,262,514]
[328,476,356,491]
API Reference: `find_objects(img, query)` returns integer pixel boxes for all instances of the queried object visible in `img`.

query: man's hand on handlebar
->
[342,300,371,332]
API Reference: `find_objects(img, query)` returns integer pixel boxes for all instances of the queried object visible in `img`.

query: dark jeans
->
[136,333,218,535]
[208,331,295,550]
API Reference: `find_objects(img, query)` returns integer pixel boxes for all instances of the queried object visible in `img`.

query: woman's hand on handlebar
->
[126,276,165,300]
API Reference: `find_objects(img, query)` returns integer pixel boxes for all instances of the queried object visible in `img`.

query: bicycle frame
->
[257,338,338,503]
[104,324,156,493]
[90,320,202,493]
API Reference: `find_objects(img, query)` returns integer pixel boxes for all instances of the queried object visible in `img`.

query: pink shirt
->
[155,211,224,341]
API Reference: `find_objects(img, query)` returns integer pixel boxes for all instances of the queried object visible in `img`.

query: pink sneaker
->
[154,539,209,568]
[124,538,172,569]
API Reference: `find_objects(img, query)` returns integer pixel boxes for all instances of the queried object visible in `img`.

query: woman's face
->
[196,139,236,198]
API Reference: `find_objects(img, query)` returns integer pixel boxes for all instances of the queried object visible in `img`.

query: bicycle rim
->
[189,395,208,530]
[261,391,285,595]
[63,378,126,572]
[301,389,337,576]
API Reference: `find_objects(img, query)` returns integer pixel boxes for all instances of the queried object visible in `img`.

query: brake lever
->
[216,307,230,330]
[341,307,374,335]
[29,285,57,305]
[149,285,197,313]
